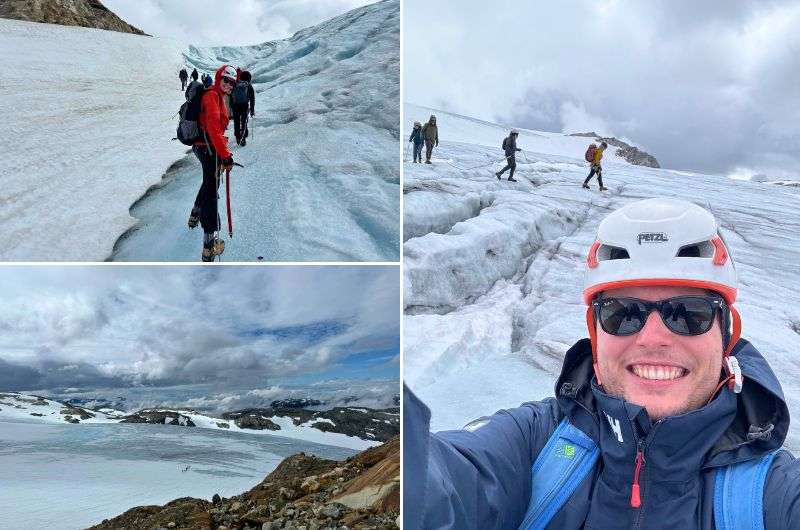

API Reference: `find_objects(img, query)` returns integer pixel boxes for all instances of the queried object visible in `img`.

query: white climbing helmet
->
[511,128,519,135]
[220,65,238,82]
[583,198,738,305]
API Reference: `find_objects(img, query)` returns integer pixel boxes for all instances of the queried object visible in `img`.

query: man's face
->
[595,285,724,420]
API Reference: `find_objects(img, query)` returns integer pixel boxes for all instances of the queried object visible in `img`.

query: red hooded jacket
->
[195,64,236,160]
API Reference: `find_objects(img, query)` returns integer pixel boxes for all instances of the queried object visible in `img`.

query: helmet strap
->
[586,306,602,386]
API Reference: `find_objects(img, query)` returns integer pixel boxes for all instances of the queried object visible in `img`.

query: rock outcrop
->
[120,410,196,427]
[570,132,660,168]
[88,436,400,530]
[0,0,147,35]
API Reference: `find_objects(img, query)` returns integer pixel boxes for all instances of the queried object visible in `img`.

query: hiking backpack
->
[585,144,597,163]
[517,418,783,530]
[176,87,207,146]
[502,137,508,151]
[232,81,249,106]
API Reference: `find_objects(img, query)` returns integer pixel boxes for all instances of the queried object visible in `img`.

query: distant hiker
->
[185,76,203,101]
[496,129,522,182]
[202,73,213,89]
[583,141,608,191]
[421,115,438,164]
[187,64,238,262]
[191,68,198,81]
[231,70,256,146]
[179,68,188,91]
[409,121,424,163]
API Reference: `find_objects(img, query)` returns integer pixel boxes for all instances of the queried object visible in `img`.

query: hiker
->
[409,121,424,163]
[187,64,237,262]
[231,70,256,146]
[421,115,438,164]
[202,73,213,89]
[179,68,188,91]
[583,141,608,191]
[496,129,522,182]
[404,197,800,529]
[191,68,198,82]
[184,75,203,101]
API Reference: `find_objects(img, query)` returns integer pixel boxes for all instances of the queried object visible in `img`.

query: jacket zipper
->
[630,420,664,529]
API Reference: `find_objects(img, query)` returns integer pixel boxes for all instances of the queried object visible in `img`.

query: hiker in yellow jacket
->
[583,141,608,191]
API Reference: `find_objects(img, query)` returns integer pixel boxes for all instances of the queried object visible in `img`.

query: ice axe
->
[225,168,233,238]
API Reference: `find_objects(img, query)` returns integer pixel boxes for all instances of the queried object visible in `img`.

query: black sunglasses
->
[593,296,726,337]
[221,77,236,85]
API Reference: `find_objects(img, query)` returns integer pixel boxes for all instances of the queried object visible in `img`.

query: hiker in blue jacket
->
[404,197,800,530]
[409,121,425,163]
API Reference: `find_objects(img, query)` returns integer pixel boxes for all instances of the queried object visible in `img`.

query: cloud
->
[405,0,800,177]
[0,266,399,391]
[102,0,378,46]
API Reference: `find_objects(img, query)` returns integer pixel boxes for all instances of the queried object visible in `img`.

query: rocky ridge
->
[570,132,660,168]
[87,436,400,530]
[0,0,147,35]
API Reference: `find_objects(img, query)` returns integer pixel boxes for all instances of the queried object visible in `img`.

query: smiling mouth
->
[628,364,688,381]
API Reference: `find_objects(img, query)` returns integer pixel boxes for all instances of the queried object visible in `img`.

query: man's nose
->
[634,310,672,348]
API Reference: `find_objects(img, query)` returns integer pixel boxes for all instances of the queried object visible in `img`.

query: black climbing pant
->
[192,145,221,234]
[498,155,517,179]
[584,164,604,188]
[413,142,423,162]
[232,104,250,143]
[181,79,187,91]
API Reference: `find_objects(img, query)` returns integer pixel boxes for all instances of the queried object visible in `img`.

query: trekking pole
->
[225,168,233,238]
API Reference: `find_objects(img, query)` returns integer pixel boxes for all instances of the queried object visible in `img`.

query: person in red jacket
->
[188,64,237,262]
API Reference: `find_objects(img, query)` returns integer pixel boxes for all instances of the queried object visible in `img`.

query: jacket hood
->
[214,64,237,88]
[554,338,789,466]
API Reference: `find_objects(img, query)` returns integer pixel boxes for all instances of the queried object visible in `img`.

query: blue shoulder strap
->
[714,449,782,530]
[518,418,599,530]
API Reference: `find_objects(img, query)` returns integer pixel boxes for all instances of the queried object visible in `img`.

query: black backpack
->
[176,87,207,145]
[502,137,508,151]
[232,81,249,105]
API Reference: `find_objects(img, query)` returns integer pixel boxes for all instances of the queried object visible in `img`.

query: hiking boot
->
[201,239,225,262]
[240,138,246,147]
[600,186,609,191]
[425,160,432,164]
[582,183,590,189]
[495,171,502,180]
[187,207,200,229]
[508,176,517,182]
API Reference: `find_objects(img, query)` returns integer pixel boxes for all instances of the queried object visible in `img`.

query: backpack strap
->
[518,418,599,530]
[714,449,782,530]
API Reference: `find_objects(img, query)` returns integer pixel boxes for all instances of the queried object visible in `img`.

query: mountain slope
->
[402,103,800,451]
[0,0,146,35]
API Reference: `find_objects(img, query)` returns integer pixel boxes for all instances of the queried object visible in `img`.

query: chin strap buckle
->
[726,356,743,394]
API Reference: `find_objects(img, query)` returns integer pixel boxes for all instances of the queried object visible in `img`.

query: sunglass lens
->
[662,298,715,335]
[599,298,646,335]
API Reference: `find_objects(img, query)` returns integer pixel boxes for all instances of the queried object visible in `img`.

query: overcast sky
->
[405,0,800,178]
[0,266,399,398]
[103,0,377,46]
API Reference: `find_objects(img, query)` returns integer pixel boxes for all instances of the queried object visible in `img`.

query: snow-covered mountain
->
[0,392,396,450]
[402,103,800,450]
[0,0,146,35]
[1,0,399,261]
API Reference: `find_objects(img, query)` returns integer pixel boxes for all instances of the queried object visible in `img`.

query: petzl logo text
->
[637,232,669,245]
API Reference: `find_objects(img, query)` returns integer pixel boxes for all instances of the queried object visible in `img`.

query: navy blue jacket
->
[404,338,800,529]
[410,128,424,145]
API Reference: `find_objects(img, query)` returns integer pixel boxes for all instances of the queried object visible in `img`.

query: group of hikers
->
[176,64,257,261]
[408,116,610,190]
[408,115,438,163]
